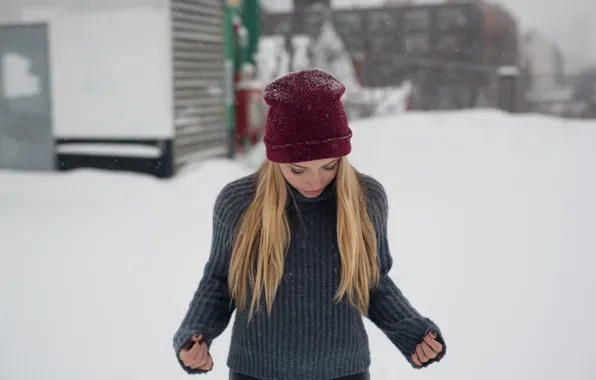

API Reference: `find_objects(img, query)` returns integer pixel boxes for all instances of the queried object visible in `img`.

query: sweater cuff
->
[173,327,214,375]
[391,317,446,369]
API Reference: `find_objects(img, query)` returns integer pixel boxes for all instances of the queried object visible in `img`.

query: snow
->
[362,82,413,117]
[2,110,596,380]
[256,24,361,93]
[264,69,346,105]
[497,66,521,77]
[257,29,412,118]
[56,143,162,157]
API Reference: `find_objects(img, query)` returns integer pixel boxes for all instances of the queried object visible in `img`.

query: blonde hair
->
[228,156,379,319]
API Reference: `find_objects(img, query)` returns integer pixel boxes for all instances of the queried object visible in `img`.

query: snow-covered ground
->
[1,110,595,380]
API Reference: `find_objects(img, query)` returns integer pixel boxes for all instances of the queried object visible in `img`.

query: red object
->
[262,69,352,163]
[351,57,365,86]
[406,94,414,111]
[235,79,265,154]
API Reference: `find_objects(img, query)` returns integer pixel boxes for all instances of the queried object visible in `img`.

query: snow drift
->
[1,110,595,380]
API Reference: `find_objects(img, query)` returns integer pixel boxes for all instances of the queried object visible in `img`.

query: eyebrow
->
[292,159,339,169]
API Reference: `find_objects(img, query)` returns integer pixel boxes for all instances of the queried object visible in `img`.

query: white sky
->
[261,0,595,72]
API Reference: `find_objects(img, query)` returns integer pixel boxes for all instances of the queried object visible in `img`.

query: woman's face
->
[279,157,339,198]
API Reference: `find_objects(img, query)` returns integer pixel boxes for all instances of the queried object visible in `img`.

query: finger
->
[179,343,196,363]
[192,341,208,363]
[182,338,195,351]
[198,353,214,370]
[193,336,209,352]
[188,334,203,351]
[189,349,208,369]
[423,333,443,353]
[416,344,429,363]
[183,334,203,355]
[411,352,422,367]
[421,341,437,359]
[190,350,209,369]
[190,360,203,369]
[184,341,200,362]
[199,346,209,365]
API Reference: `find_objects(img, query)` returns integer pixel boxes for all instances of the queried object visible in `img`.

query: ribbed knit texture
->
[173,173,446,379]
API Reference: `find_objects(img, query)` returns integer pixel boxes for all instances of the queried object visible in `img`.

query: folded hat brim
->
[264,132,352,164]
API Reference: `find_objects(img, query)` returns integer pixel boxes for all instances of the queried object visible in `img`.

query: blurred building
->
[261,1,521,110]
[0,0,227,177]
[447,0,519,66]
[294,0,331,7]
[385,0,413,4]
[478,1,519,67]
[521,31,565,90]
[520,31,577,116]
[572,67,596,118]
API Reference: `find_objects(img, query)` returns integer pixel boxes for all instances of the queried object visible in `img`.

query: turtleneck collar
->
[286,178,336,205]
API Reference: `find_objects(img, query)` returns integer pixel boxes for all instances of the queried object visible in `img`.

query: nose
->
[306,175,322,191]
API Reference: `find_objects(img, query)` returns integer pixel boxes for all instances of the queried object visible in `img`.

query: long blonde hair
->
[228,156,379,319]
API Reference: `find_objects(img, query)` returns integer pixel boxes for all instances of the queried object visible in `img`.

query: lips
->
[303,189,323,196]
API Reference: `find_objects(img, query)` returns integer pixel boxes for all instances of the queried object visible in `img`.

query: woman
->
[173,69,446,379]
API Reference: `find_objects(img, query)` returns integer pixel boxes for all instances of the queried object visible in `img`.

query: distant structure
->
[522,31,565,91]
[446,0,519,66]
[261,1,520,110]
[0,0,228,177]
[294,0,331,6]
[521,31,578,116]
[385,0,414,5]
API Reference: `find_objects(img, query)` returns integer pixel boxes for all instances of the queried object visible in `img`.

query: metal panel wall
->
[171,0,227,167]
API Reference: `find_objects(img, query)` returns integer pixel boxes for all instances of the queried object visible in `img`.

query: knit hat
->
[262,69,352,163]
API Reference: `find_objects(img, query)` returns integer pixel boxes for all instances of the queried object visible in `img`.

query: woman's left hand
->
[412,331,443,367]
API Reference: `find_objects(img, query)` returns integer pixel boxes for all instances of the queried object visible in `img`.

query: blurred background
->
[1,1,595,380]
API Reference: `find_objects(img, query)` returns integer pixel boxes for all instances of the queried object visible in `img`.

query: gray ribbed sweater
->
[173,173,446,379]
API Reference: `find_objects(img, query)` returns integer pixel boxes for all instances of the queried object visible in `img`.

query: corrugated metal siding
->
[171,0,227,167]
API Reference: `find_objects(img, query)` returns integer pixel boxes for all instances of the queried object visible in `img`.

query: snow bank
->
[1,110,595,380]
[362,82,413,117]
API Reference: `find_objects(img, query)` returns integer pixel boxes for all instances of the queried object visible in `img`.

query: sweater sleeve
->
[365,178,447,369]
[172,187,238,375]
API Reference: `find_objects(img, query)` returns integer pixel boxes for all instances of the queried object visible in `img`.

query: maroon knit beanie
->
[263,69,352,163]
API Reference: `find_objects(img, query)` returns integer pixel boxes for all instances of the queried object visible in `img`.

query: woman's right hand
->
[179,334,213,371]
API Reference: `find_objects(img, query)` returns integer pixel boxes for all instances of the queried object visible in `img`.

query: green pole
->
[241,0,260,67]
[224,0,240,159]
[234,23,248,73]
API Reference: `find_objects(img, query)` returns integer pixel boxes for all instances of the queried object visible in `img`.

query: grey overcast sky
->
[262,0,595,72]
[497,0,594,71]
